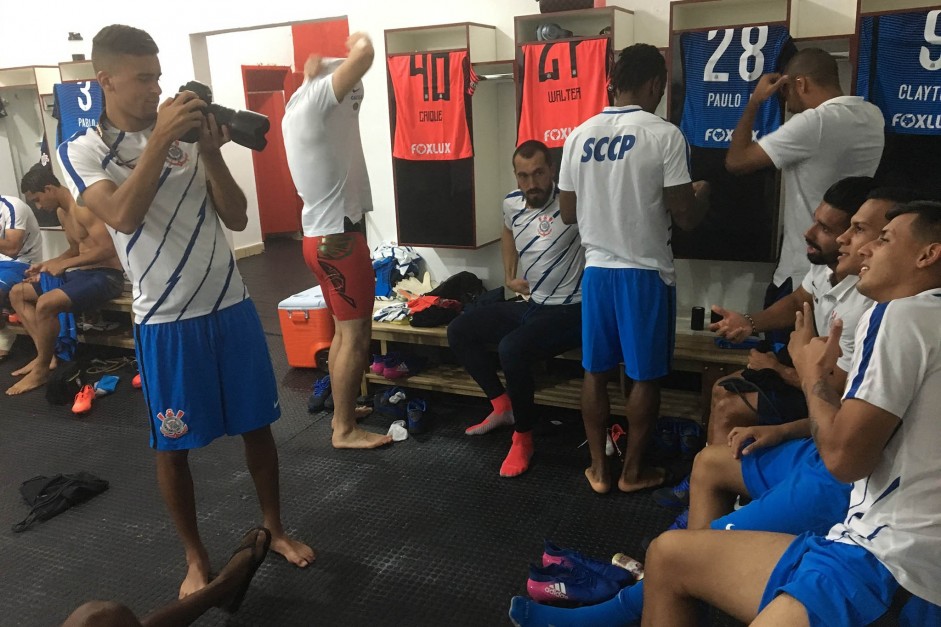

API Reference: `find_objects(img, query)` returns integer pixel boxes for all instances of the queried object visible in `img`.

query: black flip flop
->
[220,527,271,614]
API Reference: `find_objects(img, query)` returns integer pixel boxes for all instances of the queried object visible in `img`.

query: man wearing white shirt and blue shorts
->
[558,44,709,494]
[58,24,313,599]
[642,200,941,626]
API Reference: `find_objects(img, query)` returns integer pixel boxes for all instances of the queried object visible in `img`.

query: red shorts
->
[302,232,375,321]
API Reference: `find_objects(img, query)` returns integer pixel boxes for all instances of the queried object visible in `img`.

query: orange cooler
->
[277,286,335,368]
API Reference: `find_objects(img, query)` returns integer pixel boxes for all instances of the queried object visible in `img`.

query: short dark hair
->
[611,44,666,95]
[886,200,941,244]
[513,140,552,169]
[867,187,931,205]
[785,48,840,89]
[20,163,61,194]
[822,176,876,216]
[92,24,159,73]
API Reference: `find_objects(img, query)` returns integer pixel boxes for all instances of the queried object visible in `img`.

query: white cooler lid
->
[278,285,327,310]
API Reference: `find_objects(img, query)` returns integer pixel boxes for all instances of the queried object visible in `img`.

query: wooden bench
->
[6,289,136,350]
[368,321,750,419]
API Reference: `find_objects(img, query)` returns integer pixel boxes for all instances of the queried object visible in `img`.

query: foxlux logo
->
[544,127,574,142]
[704,128,760,142]
[891,113,941,130]
[580,135,636,162]
[411,143,451,155]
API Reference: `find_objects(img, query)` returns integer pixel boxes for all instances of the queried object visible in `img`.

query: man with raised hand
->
[282,32,391,449]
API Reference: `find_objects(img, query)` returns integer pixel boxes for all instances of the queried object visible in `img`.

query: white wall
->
[0,0,774,314]
[204,26,294,251]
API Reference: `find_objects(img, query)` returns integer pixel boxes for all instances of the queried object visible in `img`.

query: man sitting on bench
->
[0,190,43,361]
[6,164,124,395]
[448,141,585,477]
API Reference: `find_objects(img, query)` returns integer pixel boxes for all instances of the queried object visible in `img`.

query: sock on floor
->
[491,393,512,414]
[500,431,534,477]
[465,410,514,435]
[508,584,642,627]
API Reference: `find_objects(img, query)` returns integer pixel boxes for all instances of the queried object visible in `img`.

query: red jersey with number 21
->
[389,50,477,161]
[518,37,609,148]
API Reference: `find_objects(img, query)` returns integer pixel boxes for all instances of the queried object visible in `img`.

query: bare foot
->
[6,368,50,395]
[331,406,374,430]
[618,466,667,493]
[270,533,316,568]
[179,556,211,599]
[332,427,393,449]
[11,357,41,377]
[10,357,56,377]
[584,466,611,494]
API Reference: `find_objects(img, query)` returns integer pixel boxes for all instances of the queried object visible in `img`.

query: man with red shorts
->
[282,32,391,449]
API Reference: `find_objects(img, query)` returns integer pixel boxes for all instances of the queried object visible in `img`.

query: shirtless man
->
[7,164,124,395]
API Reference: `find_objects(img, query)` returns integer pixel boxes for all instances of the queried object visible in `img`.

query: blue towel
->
[38,273,78,362]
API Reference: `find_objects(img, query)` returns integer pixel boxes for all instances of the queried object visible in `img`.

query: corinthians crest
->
[537,214,553,237]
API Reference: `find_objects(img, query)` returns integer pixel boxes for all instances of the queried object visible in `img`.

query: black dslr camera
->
[178,80,270,151]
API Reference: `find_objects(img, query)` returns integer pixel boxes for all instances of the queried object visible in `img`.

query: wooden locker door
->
[246,89,302,236]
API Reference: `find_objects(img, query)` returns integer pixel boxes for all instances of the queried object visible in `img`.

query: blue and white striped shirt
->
[58,125,247,324]
[504,186,584,306]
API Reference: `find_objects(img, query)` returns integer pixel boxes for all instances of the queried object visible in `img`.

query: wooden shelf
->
[364,364,702,420]
[8,324,135,350]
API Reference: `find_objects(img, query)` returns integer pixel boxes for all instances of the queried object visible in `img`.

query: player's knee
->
[691,444,726,487]
[645,529,687,578]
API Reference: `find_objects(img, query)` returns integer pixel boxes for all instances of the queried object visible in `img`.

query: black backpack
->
[12,472,109,532]
[44,360,85,406]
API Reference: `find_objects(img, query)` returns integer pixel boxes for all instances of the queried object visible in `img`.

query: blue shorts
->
[34,268,125,313]
[581,267,675,379]
[760,533,898,626]
[712,439,851,536]
[135,299,280,451]
[0,260,29,296]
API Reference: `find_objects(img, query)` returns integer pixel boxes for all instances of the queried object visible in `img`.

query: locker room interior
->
[1,1,939,625]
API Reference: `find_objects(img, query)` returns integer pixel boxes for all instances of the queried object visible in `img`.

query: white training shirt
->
[827,288,941,605]
[0,195,42,265]
[558,105,691,286]
[58,125,247,325]
[758,96,884,289]
[504,186,584,306]
[282,59,373,238]
[800,265,874,373]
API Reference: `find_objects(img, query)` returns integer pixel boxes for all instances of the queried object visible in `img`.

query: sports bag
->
[12,472,109,532]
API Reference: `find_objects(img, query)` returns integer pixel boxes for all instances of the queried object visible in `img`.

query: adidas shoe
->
[307,375,331,413]
[526,563,621,606]
[652,473,690,510]
[668,508,689,531]
[542,540,634,586]
[370,354,385,375]
[642,508,691,554]
[72,385,95,415]
[406,399,428,434]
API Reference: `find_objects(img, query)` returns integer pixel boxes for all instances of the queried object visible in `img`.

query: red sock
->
[491,393,512,414]
[500,431,534,477]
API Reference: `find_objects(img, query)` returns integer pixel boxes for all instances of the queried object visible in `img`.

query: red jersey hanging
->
[518,37,609,148]
[389,50,478,161]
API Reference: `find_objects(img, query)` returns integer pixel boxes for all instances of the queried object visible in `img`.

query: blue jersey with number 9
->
[857,10,941,136]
